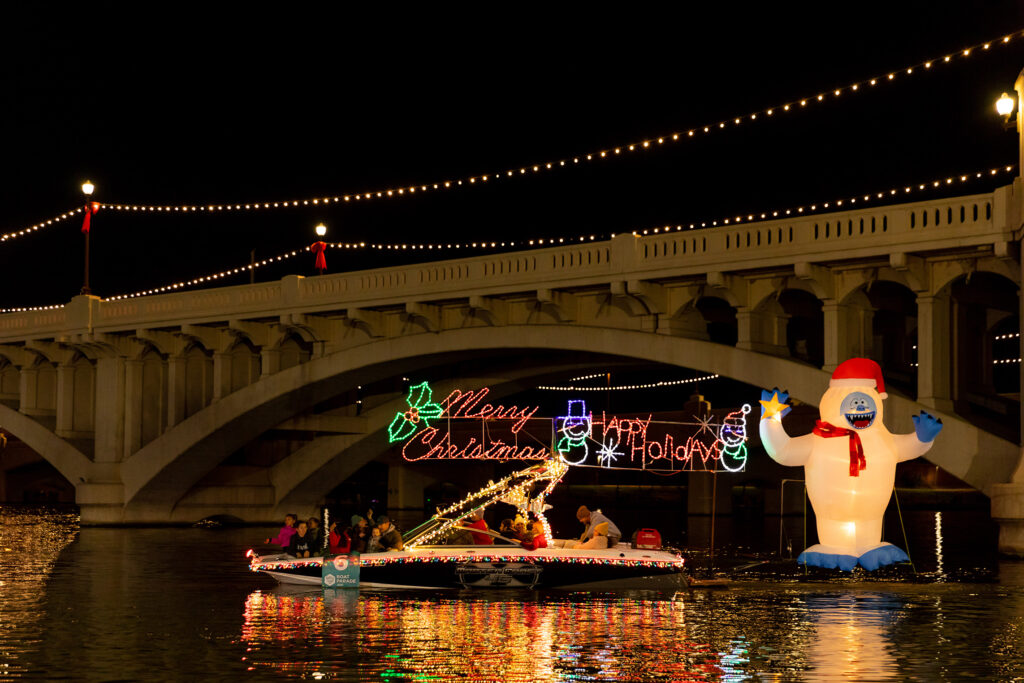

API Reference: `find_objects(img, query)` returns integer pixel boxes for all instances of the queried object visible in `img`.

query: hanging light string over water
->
[0,29,1021,248]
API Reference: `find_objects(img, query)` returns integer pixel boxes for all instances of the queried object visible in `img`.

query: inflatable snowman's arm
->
[892,411,943,462]
[758,388,813,466]
[760,418,814,466]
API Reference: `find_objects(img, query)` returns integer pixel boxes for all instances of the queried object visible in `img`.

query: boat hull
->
[250,546,685,590]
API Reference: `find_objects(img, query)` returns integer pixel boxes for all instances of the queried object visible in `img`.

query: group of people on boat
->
[264,514,324,558]
[264,509,405,557]
[448,504,621,551]
[264,503,623,557]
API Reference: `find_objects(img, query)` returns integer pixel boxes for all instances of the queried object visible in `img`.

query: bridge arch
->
[0,403,91,485]
[121,324,1018,519]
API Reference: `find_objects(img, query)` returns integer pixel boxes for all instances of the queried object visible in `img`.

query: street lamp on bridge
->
[80,180,95,295]
[312,222,328,274]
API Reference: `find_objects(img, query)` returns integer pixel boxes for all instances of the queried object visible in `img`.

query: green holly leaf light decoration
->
[387,381,444,443]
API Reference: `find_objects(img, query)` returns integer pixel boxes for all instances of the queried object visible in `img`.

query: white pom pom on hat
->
[829,357,887,399]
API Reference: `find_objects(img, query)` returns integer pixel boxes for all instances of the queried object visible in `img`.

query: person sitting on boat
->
[375,516,404,552]
[264,513,297,549]
[511,520,528,541]
[520,519,548,551]
[462,509,494,545]
[498,518,515,539]
[350,515,370,553]
[576,522,609,550]
[306,517,323,554]
[577,506,622,548]
[328,521,352,555]
[287,521,314,558]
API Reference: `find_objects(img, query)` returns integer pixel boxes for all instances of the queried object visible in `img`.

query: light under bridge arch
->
[121,324,1019,518]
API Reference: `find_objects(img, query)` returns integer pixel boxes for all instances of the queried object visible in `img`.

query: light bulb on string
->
[0,27,1012,240]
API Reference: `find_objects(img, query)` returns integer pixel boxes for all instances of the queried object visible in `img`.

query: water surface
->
[2,506,1023,681]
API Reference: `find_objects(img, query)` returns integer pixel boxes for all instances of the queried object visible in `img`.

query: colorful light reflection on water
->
[240,590,742,680]
[1,508,1023,680]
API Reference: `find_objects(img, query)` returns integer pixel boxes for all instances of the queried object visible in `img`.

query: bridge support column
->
[736,306,787,355]
[991,482,1024,557]
[93,357,125,462]
[916,293,954,412]
[123,359,144,458]
[212,352,232,401]
[822,299,872,373]
[54,363,75,436]
[167,354,186,427]
[261,349,281,378]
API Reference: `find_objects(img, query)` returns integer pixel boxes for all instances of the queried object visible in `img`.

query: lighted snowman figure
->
[760,358,943,570]
[718,404,752,472]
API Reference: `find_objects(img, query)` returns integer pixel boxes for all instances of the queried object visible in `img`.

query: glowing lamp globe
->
[996,92,1015,117]
[81,181,95,196]
[315,223,327,237]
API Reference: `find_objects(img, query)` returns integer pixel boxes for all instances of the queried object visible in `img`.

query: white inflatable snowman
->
[760,358,943,570]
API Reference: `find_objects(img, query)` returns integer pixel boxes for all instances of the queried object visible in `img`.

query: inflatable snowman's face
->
[840,391,876,430]
[819,385,884,431]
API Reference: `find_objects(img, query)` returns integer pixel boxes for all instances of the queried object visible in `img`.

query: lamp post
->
[80,181,95,295]
[312,223,328,274]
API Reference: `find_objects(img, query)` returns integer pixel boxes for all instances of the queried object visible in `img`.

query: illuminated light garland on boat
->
[251,552,683,573]
[406,460,569,548]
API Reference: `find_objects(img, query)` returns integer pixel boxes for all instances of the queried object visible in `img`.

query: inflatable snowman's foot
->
[857,543,909,571]
[797,544,858,571]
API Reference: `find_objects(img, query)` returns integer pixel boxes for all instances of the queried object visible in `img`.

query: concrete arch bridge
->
[0,185,1023,552]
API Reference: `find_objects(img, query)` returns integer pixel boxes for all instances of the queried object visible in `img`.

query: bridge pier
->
[991,481,1024,557]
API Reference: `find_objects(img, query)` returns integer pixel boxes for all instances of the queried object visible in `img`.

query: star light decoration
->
[596,437,624,468]
[759,391,791,422]
[388,382,444,443]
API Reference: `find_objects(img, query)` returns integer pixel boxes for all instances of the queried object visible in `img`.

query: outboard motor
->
[631,528,662,550]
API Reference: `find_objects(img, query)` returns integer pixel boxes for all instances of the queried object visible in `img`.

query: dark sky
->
[2,4,1024,307]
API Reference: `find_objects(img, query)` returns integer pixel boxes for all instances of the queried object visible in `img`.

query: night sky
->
[3,4,1024,308]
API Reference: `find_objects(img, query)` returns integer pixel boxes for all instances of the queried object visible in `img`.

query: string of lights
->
[628,165,1017,235]
[0,28,1016,249]
[0,162,1017,312]
[0,206,83,245]
[537,374,720,391]
[0,303,65,315]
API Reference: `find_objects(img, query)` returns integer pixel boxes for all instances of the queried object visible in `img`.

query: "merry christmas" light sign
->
[387,381,751,472]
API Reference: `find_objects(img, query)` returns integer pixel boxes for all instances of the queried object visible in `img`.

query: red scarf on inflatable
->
[813,420,866,476]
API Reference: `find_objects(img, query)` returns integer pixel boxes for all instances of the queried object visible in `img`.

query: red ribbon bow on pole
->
[812,420,866,476]
[311,241,327,272]
[81,202,100,234]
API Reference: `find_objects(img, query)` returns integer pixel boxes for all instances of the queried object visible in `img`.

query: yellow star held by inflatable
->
[759,392,789,421]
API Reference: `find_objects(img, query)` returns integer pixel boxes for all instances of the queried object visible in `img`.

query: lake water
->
[2,505,1023,681]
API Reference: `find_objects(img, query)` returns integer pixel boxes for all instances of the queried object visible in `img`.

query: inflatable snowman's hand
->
[912,411,943,443]
[759,388,792,421]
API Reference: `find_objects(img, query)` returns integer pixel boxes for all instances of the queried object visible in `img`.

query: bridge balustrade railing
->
[0,187,1013,342]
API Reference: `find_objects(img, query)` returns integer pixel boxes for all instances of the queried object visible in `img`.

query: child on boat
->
[264,513,297,549]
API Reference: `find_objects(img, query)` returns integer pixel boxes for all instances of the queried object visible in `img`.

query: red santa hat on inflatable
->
[829,358,887,399]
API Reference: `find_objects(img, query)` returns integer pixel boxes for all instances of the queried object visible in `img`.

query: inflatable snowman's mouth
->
[844,411,875,429]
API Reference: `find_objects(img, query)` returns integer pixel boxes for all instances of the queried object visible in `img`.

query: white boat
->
[249,461,685,590]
